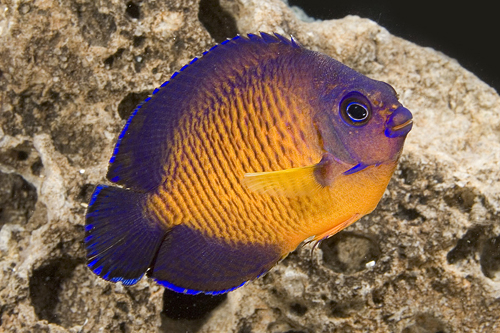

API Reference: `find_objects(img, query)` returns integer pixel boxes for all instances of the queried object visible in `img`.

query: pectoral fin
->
[243,164,320,196]
[243,153,350,196]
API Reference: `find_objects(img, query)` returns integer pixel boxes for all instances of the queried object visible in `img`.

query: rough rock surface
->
[1,0,499,332]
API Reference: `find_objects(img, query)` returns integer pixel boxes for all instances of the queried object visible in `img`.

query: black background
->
[287,0,500,93]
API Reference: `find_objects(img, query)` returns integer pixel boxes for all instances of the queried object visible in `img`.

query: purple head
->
[310,54,413,172]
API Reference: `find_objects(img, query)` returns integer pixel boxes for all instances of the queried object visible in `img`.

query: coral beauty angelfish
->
[85,32,413,295]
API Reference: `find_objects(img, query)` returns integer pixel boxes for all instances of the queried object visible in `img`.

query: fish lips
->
[385,106,413,138]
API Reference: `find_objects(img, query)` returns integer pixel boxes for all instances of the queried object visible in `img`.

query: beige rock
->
[1,0,499,332]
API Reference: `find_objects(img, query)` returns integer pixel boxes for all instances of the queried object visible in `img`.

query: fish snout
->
[385,106,413,138]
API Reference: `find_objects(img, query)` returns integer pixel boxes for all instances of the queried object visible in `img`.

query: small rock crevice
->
[446,226,487,264]
[0,171,37,229]
[320,232,381,274]
[117,91,151,120]
[29,257,83,325]
[125,1,141,20]
[446,224,500,280]
[198,0,238,43]
[480,234,500,279]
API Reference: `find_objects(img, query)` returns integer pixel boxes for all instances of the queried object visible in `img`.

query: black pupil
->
[347,103,368,121]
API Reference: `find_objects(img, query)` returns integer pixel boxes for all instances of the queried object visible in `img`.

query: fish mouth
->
[385,106,413,138]
[391,119,413,131]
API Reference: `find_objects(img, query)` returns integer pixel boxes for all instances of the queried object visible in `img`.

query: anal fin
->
[149,225,282,295]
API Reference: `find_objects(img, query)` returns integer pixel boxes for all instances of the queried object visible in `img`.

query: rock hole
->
[446,226,486,264]
[119,322,127,333]
[29,257,83,324]
[399,163,418,185]
[103,55,113,67]
[117,91,151,120]
[31,157,43,176]
[0,141,33,167]
[0,172,37,228]
[289,303,308,316]
[198,0,239,43]
[396,205,423,221]
[116,301,129,313]
[104,48,125,68]
[237,319,252,333]
[126,2,141,19]
[162,288,227,320]
[418,194,429,205]
[15,149,29,161]
[133,36,146,48]
[371,285,386,305]
[480,234,500,280]
[320,232,380,274]
[78,183,96,203]
[444,187,476,213]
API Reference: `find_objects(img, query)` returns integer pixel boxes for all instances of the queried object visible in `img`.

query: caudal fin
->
[85,185,168,285]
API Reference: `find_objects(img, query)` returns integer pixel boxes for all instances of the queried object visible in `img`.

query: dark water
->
[288,0,500,93]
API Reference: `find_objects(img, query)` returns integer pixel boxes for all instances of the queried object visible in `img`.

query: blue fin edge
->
[87,184,104,209]
[107,32,300,171]
[155,279,246,296]
[87,261,143,286]
[154,270,268,295]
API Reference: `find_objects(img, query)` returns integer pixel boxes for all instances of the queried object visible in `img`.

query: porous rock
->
[0,0,499,332]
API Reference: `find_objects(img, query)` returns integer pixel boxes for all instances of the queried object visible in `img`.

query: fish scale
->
[153,78,311,244]
[85,33,412,294]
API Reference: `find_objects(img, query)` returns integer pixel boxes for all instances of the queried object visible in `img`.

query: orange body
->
[146,74,397,256]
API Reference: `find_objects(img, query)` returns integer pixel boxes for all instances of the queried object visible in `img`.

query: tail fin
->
[85,185,168,285]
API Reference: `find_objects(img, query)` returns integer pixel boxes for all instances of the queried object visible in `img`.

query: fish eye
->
[346,102,368,122]
[339,92,371,126]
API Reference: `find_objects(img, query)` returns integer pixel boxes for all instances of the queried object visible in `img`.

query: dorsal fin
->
[106,33,303,192]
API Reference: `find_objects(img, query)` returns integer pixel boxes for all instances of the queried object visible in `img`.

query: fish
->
[85,32,413,295]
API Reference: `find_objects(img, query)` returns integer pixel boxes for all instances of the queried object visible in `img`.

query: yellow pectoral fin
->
[243,165,321,196]
[314,213,362,241]
[242,153,352,197]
